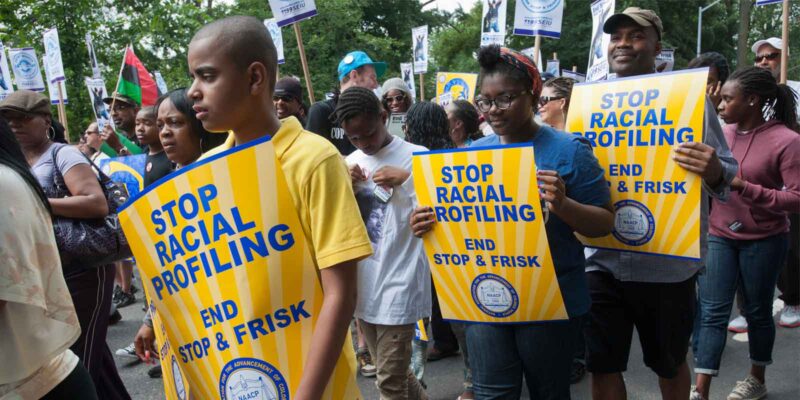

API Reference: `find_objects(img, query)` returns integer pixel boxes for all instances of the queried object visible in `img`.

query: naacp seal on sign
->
[12,52,38,80]
[219,357,289,400]
[612,199,655,246]
[471,273,519,318]
[443,78,470,100]
[522,0,561,13]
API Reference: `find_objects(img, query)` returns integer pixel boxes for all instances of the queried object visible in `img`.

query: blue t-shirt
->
[471,125,610,317]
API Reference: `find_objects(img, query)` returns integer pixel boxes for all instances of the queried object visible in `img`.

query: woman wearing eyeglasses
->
[538,77,576,132]
[411,45,614,398]
[381,78,414,114]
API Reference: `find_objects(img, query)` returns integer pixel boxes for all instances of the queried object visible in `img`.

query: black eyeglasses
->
[755,52,780,63]
[538,96,564,107]
[474,91,530,113]
[273,95,295,103]
[384,94,406,104]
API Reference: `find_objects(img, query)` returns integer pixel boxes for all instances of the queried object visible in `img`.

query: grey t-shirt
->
[32,143,89,197]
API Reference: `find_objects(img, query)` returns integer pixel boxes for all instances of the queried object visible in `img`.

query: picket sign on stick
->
[572,65,577,72]
[56,84,69,141]
[293,24,315,104]
[419,73,425,101]
[533,36,542,69]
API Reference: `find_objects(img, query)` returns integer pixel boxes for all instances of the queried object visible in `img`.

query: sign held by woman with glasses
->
[435,72,478,102]
[566,69,709,259]
[412,144,567,323]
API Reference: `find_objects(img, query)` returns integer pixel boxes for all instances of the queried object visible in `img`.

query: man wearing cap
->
[305,50,386,155]
[98,92,143,157]
[752,37,783,81]
[273,77,308,125]
[583,8,737,400]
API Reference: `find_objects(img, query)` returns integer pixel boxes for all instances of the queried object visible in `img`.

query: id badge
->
[374,185,393,203]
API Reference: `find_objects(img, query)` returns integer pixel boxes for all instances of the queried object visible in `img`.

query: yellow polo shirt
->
[201,117,372,269]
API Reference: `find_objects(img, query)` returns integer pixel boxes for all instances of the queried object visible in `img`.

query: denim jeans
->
[693,233,789,375]
[466,317,582,399]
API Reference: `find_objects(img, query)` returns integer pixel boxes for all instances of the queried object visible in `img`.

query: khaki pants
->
[359,320,428,400]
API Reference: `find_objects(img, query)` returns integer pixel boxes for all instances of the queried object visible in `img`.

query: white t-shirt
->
[346,137,432,325]
[787,80,800,118]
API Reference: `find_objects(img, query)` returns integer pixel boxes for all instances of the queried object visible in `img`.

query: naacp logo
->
[12,52,39,80]
[219,357,289,400]
[171,356,187,400]
[522,0,561,13]
[612,199,655,246]
[443,78,470,100]
[471,273,519,318]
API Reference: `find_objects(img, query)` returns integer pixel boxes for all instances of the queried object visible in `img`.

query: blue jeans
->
[466,318,582,399]
[693,234,789,375]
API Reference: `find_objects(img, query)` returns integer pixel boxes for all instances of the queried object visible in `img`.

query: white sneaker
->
[779,305,800,328]
[115,343,138,360]
[727,315,748,333]
[690,389,706,400]
[727,376,767,400]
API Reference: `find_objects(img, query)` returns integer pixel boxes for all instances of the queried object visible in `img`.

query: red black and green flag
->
[115,46,159,106]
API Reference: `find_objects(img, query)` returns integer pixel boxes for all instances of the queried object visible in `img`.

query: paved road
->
[108,284,799,400]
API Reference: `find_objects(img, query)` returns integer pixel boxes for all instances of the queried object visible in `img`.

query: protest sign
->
[546,59,560,76]
[264,19,285,65]
[387,113,407,138]
[412,145,567,323]
[586,0,615,82]
[755,0,781,5]
[561,69,586,83]
[513,0,565,38]
[566,69,709,259]
[412,26,429,74]
[481,0,508,46]
[0,42,15,100]
[268,0,317,27]
[154,71,169,94]
[97,154,147,200]
[43,56,68,104]
[400,62,416,100]
[43,27,65,83]
[86,33,101,79]
[119,136,361,400]
[149,300,192,400]
[655,49,675,73]
[85,77,113,131]
[436,72,478,102]
[521,47,544,71]
[437,92,453,107]
[9,48,45,92]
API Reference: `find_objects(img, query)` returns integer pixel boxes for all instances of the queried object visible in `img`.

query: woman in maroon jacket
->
[692,66,799,400]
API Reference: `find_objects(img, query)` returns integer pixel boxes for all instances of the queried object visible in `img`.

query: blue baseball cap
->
[337,51,387,82]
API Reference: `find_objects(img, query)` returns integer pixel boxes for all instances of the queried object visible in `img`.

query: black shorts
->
[584,271,696,379]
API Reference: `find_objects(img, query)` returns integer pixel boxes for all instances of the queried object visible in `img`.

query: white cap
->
[752,37,783,54]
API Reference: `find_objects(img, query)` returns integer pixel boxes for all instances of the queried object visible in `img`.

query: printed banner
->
[545,59,560,76]
[437,92,453,107]
[566,69,709,259]
[43,27,65,83]
[655,49,675,73]
[561,69,586,83]
[755,0,781,5]
[436,72,478,102]
[154,71,169,94]
[119,137,360,400]
[0,42,15,100]
[412,145,567,323]
[264,19,285,65]
[43,56,68,105]
[9,47,45,92]
[586,0,615,82]
[86,33,101,79]
[97,154,146,200]
[513,0,565,38]
[481,0,508,46]
[85,77,112,132]
[521,47,544,71]
[400,62,416,100]
[268,0,318,27]
[412,25,429,74]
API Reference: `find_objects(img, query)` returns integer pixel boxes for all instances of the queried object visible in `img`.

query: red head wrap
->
[499,47,542,99]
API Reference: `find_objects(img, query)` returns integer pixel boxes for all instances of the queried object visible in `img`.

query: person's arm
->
[731,139,800,213]
[294,261,357,400]
[50,148,108,219]
[100,141,118,157]
[118,132,143,155]
[537,170,614,237]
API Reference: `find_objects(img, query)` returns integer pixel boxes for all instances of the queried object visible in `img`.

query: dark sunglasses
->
[755,52,780,63]
[384,94,406,103]
[538,96,564,107]
[273,95,296,103]
[1,111,38,122]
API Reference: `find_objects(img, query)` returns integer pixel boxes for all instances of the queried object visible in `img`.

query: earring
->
[47,126,56,140]
[749,102,755,106]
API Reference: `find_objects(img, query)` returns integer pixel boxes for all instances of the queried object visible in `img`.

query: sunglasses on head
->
[384,94,406,103]
[755,52,780,63]
[538,96,563,107]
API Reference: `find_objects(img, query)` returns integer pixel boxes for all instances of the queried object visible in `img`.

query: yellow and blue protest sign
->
[436,72,478,102]
[119,136,360,400]
[98,154,146,198]
[566,69,709,260]
[412,144,567,323]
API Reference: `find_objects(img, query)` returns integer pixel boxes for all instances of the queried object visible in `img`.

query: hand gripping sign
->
[119,137,361,400]
[566,69,709,260]
[412,144,567,323]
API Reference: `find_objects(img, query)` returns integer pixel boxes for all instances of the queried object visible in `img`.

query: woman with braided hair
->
[411,45,614,398]
[691,66,800,400]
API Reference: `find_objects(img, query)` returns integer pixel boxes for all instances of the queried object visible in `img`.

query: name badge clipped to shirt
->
[374,185,393,203]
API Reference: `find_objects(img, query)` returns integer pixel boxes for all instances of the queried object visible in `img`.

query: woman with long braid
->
[692,66,800,400]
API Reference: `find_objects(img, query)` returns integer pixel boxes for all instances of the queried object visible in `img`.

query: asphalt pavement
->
[108,282,799,400]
